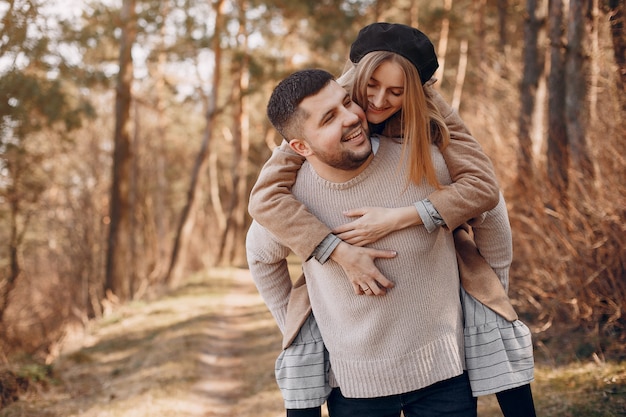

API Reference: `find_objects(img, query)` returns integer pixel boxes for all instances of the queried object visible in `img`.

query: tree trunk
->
[408,0,419,27]
[566,0,595,179]
[165,0,225,287]
[150,0,171,287]
[607,0,626,111]
[473,0,487,94]
[451,39,468,111]
[517,0,543,185]
[498,0,508,54]
[105,0,136,302]
[589,0,600,121]
[217,11,250,266]
[546,0,570,198]
[434,0,452,84]
[0,192,22,327]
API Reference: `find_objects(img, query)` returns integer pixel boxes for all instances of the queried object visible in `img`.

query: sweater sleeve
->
[245,221,294,333]
[248,141,332,260]
[426,87,501,230]
[470,193,513,292]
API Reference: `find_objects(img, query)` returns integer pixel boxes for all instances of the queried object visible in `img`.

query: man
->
[246,69,476,416]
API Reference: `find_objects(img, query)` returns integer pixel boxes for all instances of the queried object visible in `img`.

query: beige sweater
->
[248,87,517,348]
[247,139,469,398]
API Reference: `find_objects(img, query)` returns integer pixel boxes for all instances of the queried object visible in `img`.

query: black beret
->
[350,22,439,84]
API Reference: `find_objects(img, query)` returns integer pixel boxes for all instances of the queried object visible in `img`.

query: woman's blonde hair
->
[343,51,450,188]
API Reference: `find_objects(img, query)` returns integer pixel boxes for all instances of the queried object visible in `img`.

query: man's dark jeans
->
[327,372,477,417]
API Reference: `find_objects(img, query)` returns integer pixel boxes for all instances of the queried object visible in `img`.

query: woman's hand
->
[333,206,423,246]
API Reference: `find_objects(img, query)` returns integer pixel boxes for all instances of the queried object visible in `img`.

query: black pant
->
[286,408,321,417]
[496,384,537,417]
[286,381,536,417]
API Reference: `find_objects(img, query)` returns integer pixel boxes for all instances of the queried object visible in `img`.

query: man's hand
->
[330,241,396,296]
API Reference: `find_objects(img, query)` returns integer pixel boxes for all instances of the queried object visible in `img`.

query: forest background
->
[0,0,624,394]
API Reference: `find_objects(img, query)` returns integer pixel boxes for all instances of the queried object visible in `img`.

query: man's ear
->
[288,138,313,157]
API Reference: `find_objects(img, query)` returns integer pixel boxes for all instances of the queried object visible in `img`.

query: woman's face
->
[365,60,405,125]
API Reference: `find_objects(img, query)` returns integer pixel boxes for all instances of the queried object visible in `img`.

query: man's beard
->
[313,141,372,171]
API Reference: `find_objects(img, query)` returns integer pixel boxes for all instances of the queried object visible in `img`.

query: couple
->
[246,23,535,417]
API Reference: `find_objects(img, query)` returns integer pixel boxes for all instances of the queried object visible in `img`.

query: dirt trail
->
[2,268,286,417]
[3,268,625,417]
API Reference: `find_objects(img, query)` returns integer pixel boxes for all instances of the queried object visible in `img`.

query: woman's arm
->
[248,141,330,260]
[426,86,500,230]
[455,193,518,321]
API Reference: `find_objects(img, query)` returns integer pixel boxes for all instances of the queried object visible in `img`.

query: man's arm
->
[245,221,294,333]
[468,193,513,291]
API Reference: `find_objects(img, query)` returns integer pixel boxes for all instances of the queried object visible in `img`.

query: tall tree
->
[607,0,626,110]
[165,0,226,287]
[546,0,569,198]
[498,0,509,54]
[217,4,251,265]
[434,0,453,82]
[566,0,595,179]
[517,0,544,184]
[105,0,137,301]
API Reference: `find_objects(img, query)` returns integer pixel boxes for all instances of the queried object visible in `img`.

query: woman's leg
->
[287,407,322,417]
[495,384,537,417]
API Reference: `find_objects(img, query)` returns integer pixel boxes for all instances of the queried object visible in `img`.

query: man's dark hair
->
[267,69,334,140]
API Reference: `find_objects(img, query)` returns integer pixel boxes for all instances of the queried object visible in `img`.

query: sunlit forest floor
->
[1,268,625,417]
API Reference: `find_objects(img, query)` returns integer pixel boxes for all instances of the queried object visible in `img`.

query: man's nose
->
[341,107,360,125]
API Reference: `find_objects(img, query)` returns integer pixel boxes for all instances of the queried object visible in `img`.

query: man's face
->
[297,81,371,173]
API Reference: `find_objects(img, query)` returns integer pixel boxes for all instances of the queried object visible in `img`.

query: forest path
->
[3,268,286,417]
[2,267,625,417]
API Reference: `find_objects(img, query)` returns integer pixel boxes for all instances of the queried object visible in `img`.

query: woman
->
[249,23,536,417]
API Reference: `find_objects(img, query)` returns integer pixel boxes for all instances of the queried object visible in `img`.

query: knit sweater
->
[247,138,465,398]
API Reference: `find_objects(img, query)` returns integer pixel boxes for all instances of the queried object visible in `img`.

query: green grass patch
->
[533,361,626,416]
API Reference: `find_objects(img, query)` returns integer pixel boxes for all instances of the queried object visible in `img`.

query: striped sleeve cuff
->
[415,199,446,233]
[311,234,342,264]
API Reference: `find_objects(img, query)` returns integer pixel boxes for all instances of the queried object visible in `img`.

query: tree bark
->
[498,0,508,54]
[517,0,543,185]
[607,0,626,110]
[105,0,136,302]
[473,0,487,94]
[566,0,595,179]
[451,39,468,111]
[434,0,452,84]
[0,188,22,327]
[546,0,570,198]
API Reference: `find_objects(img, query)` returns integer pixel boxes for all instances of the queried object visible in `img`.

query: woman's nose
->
[371,90,385,107]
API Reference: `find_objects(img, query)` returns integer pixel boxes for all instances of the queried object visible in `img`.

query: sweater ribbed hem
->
[330,334,465,398]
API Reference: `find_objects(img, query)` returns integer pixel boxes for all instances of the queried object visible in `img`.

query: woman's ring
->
[363,287,371,292]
